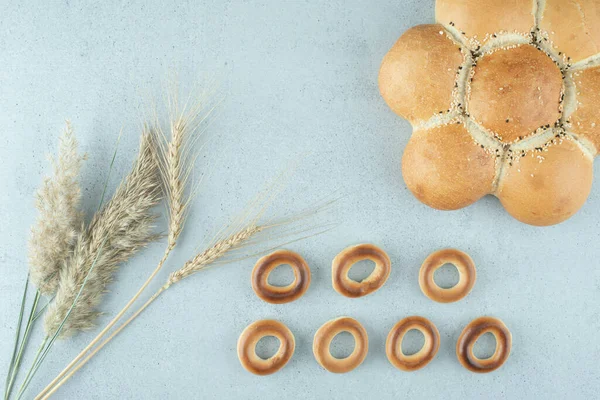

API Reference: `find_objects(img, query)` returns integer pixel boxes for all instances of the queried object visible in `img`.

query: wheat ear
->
[36,94,218,399]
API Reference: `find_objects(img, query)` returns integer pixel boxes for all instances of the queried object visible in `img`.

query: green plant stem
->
[3,278,28,400]
[14,337,47,400]
[4,290,41,400]
[17,239,107,398]
[32,296,54,323]
[15,239,107,400]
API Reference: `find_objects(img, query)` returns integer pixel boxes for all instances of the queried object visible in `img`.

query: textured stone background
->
[1,1,598,399]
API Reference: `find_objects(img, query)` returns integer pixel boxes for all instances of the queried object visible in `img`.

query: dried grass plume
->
[44,130,162,338]
[29,121,84,295]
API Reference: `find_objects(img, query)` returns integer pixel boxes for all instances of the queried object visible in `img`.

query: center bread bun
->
[379,0,600,226]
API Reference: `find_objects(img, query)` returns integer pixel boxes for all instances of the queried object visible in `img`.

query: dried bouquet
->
[3,87,332,399]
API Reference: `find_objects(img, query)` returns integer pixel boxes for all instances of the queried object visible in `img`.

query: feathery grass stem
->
[43,131,160,339]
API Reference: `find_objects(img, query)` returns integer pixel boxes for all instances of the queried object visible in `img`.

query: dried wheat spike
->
[166,225,263,286]
[153,89,215,250]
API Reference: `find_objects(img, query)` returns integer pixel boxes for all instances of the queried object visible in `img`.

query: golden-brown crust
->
[456,316,512,373]
[570,66,600,153]
[379,24,463,124]
[540,0,600,63]
[436,0,534,42]
[419,248,476,303]
[332,244,391,298]
[468,45,563,143]
[498,139,593,226]
[251,250,311,304]
[386,316,440,371]
[313,317,368,373]
[402,123,496,210]
[237,319,295,376]
[378,1,600,226]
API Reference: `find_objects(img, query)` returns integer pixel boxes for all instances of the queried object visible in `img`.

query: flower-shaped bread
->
[379,0,600,226]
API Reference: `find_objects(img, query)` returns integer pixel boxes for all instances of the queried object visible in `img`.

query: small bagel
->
[313,317,368,373]
[332,244,391,298]
[386,316,440,371]
[237,319,295,375]
[252,250,311,304]
[419,248,476,303]
[456,316,512,373]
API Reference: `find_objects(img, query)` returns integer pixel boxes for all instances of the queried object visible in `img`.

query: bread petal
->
[436,0,535,43]
[540,0,600,63]
[569,66,600,153]
[379,24,463,125]
[402,123,496,210]
[497,139,593,226]
[468,45,563,143]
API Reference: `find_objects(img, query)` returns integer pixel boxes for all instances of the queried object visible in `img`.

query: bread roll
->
[379,0,600,226]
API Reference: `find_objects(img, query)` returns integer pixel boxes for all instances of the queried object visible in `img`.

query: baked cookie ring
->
[237,319,295,375]
[419,248,476,303]
[252,250,311,304]
[332,244,391,298]
[386,316,440,371]
[313,317,368,373]
[456,317,512,373]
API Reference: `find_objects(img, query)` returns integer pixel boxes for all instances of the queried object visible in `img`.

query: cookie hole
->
[255,336,281,360]
[330,331,355,359]
[401,329,425,356]
[434,263,459,289]
[348,260,375,283]
[267,264,294,287]
[473,332,497,360]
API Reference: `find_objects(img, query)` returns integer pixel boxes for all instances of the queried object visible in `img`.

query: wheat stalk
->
[43,130,161,338]
[29,121,84,295]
